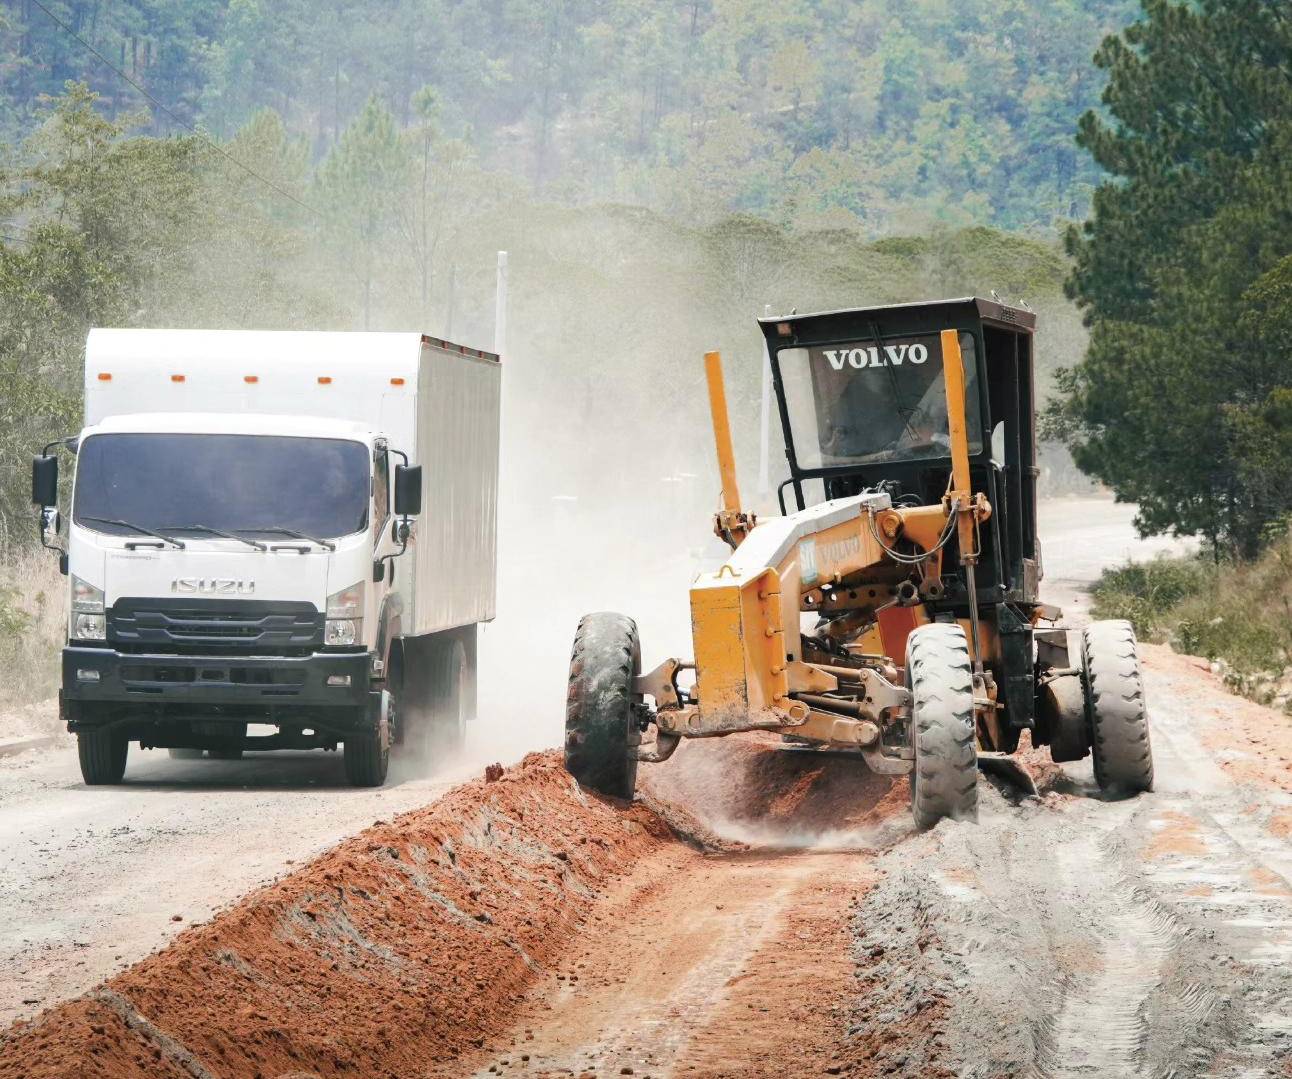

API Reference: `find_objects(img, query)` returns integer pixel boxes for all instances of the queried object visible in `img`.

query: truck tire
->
[78,728,128,785]
[564,612,641,800]
[1083,620,1154,794]
[344,728,389,787]
[208,722,247,760]
[429,633,473,759]
[906,622,978,830]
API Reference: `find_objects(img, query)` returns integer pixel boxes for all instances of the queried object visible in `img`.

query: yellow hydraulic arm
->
[705,350,755,547]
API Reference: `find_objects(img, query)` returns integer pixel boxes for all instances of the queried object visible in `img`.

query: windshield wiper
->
[80,516,186,550]
[161,524,268,551]
[236,526,336,552]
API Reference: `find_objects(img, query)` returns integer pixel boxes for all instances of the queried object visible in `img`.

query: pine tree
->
[1054,0,1292,555]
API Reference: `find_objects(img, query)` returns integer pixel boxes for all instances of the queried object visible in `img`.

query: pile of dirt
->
[0,752,673,1079]
[639,733,910,849]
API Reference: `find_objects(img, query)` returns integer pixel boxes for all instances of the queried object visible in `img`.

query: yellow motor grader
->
[565,298,1154,827]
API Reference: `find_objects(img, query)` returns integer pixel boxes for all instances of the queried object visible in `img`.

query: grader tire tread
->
[1083,619,1154,794]
[565,612,640,801]
[908,622,978,830]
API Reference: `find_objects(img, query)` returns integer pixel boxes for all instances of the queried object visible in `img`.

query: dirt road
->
[427,642,1290,1079]
[7,496,1291,1077]
[0,747,468,1026]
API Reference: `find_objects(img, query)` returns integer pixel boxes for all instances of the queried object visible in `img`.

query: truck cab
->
[34,329,500,787]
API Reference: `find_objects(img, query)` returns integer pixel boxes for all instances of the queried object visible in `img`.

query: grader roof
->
[757,296,1036,344]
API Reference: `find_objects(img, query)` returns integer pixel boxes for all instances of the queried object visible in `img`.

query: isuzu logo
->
[171,578,255,595]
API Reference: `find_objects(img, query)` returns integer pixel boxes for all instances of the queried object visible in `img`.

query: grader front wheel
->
[907,622,979,830]
[564,612,642,800]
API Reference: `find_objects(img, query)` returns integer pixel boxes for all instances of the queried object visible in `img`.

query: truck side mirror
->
[394,464,422,516]
[32,454,58,507]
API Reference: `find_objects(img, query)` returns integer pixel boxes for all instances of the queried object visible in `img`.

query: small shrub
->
[1090,554,1213,640]
[1091,533,1292,707]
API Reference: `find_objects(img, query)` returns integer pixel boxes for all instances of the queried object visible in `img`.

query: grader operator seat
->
[761,297,1042,606]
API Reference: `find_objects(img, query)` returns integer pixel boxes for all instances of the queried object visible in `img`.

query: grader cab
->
[565,298,1154,828]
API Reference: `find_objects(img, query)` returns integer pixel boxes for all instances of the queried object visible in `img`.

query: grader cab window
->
[777,331,982,470]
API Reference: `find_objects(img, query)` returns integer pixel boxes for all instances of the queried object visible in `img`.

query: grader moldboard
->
[565,298,1154,828]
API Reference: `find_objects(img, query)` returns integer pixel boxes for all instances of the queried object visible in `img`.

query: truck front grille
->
[109,599,324,654]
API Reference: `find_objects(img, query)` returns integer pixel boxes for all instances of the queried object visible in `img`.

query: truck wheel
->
[78,728,128,785]
[564,612,641,800]
[429,634,472,759]
[208,722,247,760]
[1083,620,1154,794]
[344,728,389,787]
[168,748,204,760]
[907,622,978,830]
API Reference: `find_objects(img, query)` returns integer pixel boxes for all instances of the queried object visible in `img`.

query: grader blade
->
[975,752,1038,797]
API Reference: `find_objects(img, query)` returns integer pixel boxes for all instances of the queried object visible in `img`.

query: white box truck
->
[31,329,501,787]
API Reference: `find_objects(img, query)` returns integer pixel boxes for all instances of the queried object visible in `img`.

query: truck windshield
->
[73,434,370,540]
[776,331,983,469]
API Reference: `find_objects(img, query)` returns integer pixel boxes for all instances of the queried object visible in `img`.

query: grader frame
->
[565,298,1154,826]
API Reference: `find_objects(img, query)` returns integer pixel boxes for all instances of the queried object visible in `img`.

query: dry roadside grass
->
[0,549,64,736]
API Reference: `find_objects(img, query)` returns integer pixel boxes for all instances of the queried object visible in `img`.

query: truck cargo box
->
[83,329,501,635]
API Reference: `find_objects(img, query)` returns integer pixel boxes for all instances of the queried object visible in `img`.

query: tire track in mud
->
[845,652,1292,1079]
[1048,833,1179,1077]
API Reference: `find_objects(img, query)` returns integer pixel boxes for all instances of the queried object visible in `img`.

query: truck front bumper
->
[61,646,374,732]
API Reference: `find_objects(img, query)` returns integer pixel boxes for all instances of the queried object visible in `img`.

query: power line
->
[28,0,325,221]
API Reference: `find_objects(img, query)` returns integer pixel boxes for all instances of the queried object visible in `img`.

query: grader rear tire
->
[564,612,641,800]
[907,622,979,830]
[1083,619,1154,794]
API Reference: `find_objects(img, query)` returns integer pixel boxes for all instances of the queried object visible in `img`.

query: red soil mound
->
[0,752,672,1079]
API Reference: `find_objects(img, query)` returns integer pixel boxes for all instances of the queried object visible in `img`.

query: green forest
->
[3,0,1138,230]
[0,0,1289,564]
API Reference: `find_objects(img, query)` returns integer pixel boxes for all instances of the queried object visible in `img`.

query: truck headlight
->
[71,576,106,640]
[74,613,106,640]
[324,619,359,646]
[325,581,365,646]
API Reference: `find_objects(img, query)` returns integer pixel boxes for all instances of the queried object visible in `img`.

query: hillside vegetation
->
[0,83,1089,544]
[2,0,1137,232]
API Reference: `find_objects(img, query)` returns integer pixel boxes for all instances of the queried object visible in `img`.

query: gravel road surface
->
[10,495,1290,1079]
[0,747,467,1025]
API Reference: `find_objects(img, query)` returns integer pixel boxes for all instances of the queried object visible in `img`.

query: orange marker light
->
[317,376,333,385]
[390,377,405,386]
[244,375,259,384]
[171,374,185,383]
[97,372,112,381]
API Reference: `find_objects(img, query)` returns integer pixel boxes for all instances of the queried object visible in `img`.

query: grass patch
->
[0,550,65,709]
[1091,536,1292,709]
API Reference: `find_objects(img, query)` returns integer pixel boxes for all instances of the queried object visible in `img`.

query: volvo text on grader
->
[565,297,1154,828]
